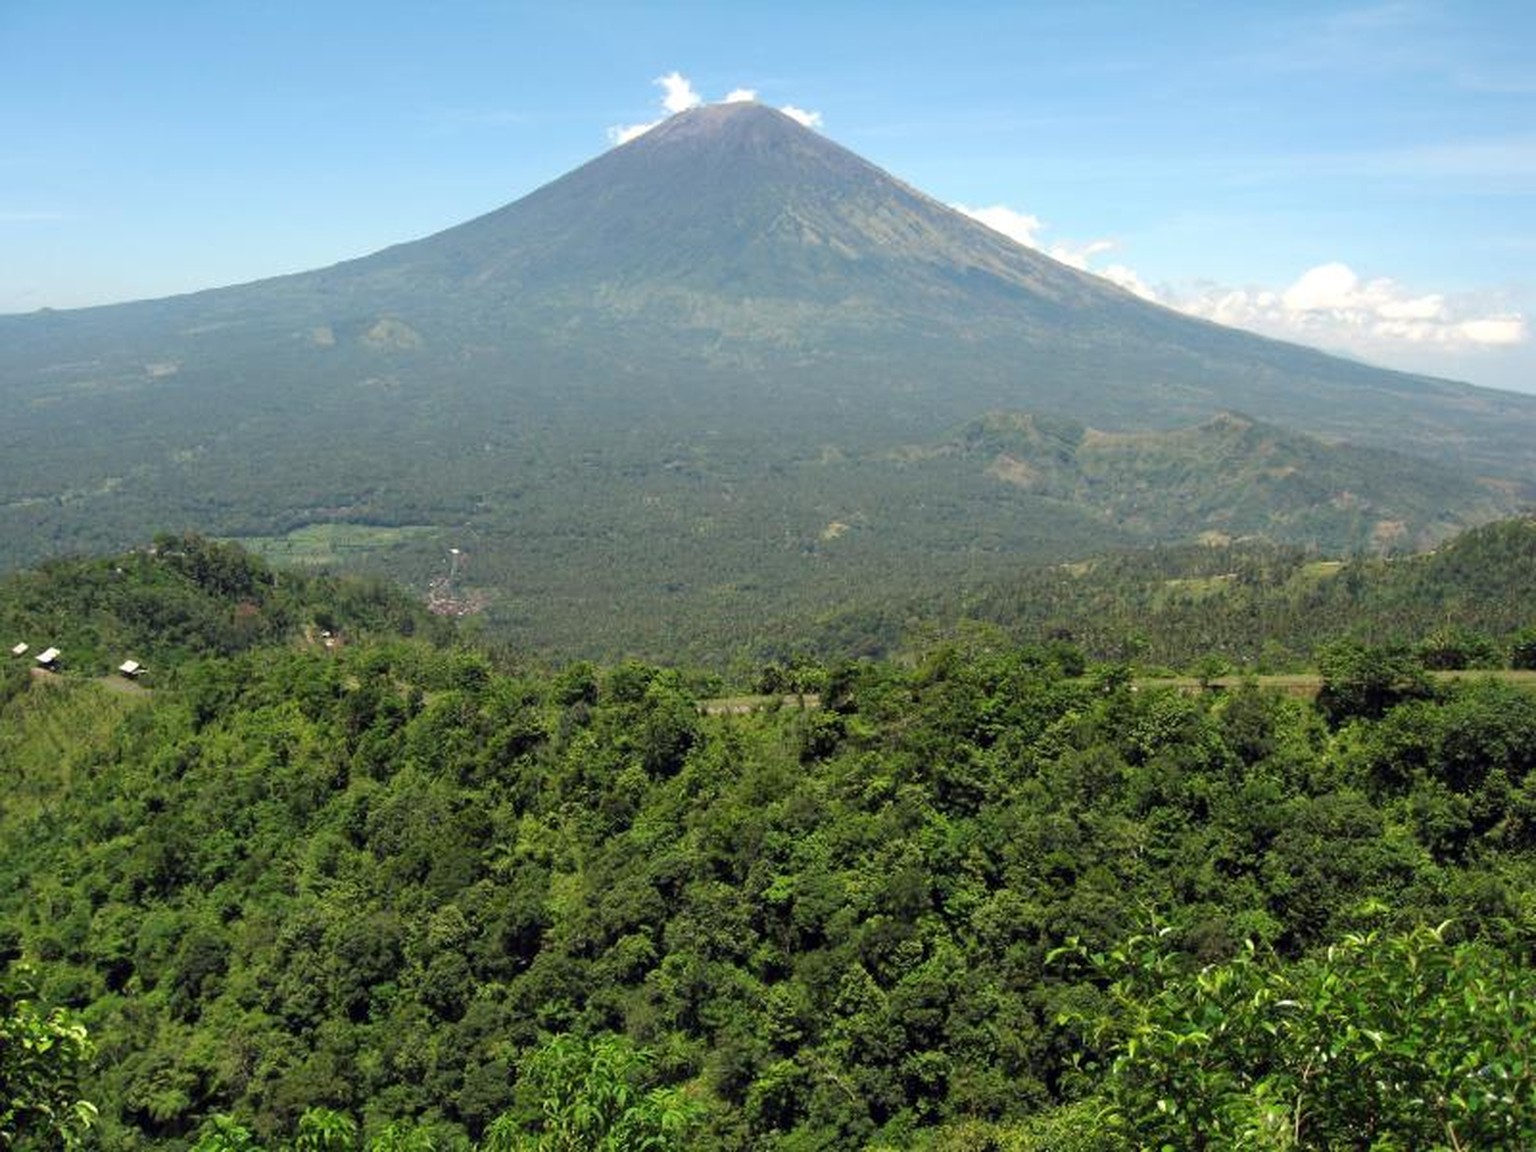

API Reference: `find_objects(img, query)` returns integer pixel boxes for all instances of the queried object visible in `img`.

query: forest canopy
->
[1,531,1534,1149]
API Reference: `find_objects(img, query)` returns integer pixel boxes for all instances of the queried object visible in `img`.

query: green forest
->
[3,532,1536,1150]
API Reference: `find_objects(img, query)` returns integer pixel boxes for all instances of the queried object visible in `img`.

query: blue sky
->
[2,0,1532,392]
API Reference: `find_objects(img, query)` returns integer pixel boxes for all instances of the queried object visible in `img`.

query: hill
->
[781,515,1536,672]
[2,545,1534,1149]
[0,533,449,680]
[2,103,1532,659]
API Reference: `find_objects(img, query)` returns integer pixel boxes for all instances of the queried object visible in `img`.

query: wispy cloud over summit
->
[608,73,823,144]
[657,72,703,115]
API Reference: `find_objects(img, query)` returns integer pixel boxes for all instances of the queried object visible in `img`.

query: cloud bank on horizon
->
[609,73,1525,380]
[956,202,1527,371]
[609,72,823,146]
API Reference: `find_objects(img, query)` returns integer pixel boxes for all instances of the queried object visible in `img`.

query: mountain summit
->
[354,102,1111,311]
[0,104,1532,653]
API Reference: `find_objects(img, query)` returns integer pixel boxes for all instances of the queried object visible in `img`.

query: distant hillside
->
[916,410,1505,551]
[780,515,1536,670]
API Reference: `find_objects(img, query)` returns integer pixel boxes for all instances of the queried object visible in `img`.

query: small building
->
[35,647,60,669]
[10,642,27,657]
[119,660,143,678]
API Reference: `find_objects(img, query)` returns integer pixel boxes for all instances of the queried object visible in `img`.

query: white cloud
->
[1100,263,1158,301]
[957,201,1127,273]
[609,74,822,144]
[608,71,704,144]
[779,105,823,129]
[1281,261,1362,312]
[954,201,1526,367]
[1048,238,1115,271]
[957,202,1139,293]
[1377,294,1446,321]
[1174,263,1527,352]
[608,120,657,146]
[952,204,1044,248]
[1456,316,1526,346]
[657,71,703,115]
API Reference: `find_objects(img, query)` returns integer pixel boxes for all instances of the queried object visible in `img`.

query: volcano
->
[1,102,1531,656]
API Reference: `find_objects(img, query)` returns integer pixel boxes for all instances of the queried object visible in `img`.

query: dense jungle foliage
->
[3,533,1535,1149]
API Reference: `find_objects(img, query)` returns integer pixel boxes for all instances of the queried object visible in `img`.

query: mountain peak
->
[644,100,800,136]
[609,98,851,179]
[372,89,992,301]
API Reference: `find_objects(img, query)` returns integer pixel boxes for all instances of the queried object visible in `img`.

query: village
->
[9,640,144,683]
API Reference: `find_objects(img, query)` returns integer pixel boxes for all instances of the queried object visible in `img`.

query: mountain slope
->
[0,103,1530,657]
[5,104,1533,462]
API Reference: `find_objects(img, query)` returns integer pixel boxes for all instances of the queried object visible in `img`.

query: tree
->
[294,1107,359,1152]
[1509,626,1536,670]
[0,965,97,1150]
[1058,922,1536,1150]
[1315,641,1432,725]
[190,1115,266,1152]
[1416,626,1498,671]
[490,1033,699,1151]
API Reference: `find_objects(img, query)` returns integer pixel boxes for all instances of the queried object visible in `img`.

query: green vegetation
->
[1,964,97,1149]
[4,408,1515,666]
[1059,923,1535,1148]
[231,526,438,570]
[0,533,449,678]
[2,536,1534,1148]
[792,514,1536,674]
[181,1035,698,1152]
